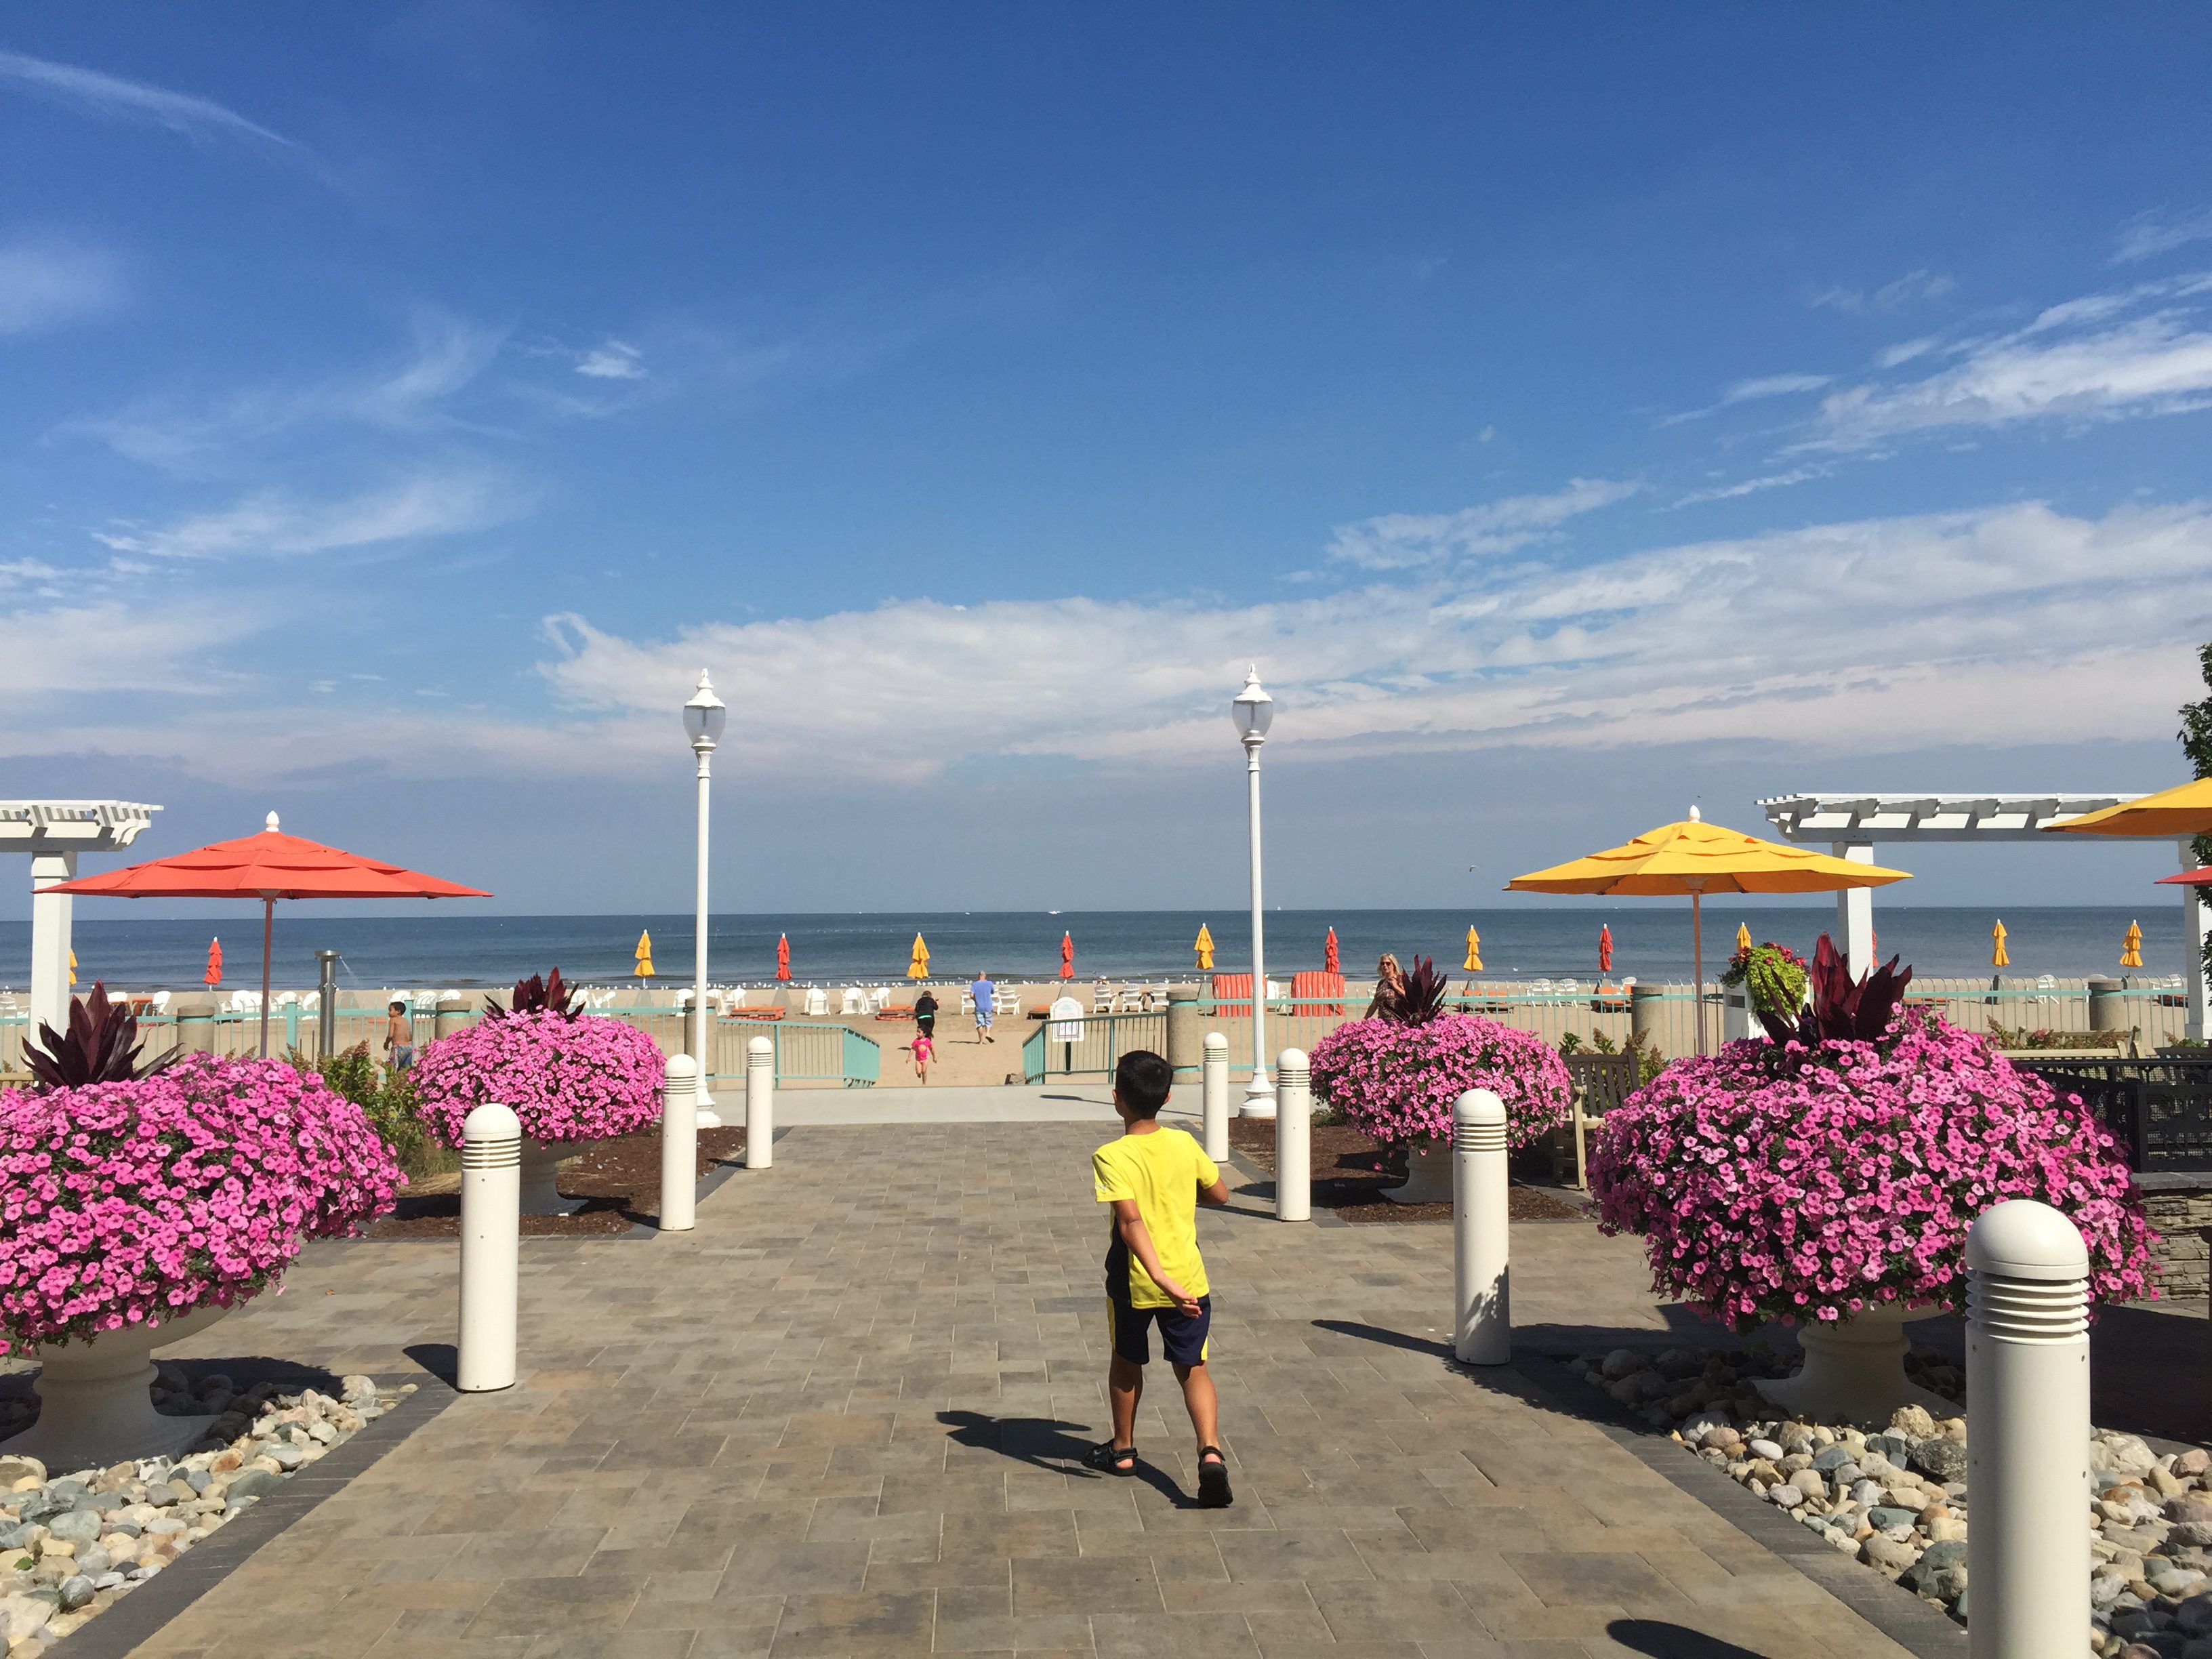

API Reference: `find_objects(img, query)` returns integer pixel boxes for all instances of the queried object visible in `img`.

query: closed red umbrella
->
[1060,932,1074,980]
[49,812,489,1057]
[203,937,222,987]
[1324,928,1340,975]
[1599,924,1614,972]
[776,933,792,981]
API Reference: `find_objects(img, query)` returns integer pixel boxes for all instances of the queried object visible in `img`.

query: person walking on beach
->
[914,985,939,1040]
[1084,1049,1233,1507]
[971,970,996,1043]
[384,998,417,1072]
[911,1026,935,1084]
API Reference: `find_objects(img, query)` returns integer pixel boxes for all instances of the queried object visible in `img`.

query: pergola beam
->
[1,801,162,1033]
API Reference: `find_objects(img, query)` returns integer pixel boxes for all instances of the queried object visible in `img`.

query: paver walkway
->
[129,1124,1926,1658]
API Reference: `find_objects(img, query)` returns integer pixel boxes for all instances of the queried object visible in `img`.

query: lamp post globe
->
[1233,666,1276,1115]
[683,670,726,1126]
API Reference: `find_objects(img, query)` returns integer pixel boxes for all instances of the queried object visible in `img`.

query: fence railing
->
[1022,1012,1170,1084]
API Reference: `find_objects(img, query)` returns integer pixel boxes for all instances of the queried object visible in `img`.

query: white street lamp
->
[1233,666,1276,1115]
[683,670,728,1128]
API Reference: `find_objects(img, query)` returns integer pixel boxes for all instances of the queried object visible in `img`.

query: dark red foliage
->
[1381,956,1450,1027]
[1755,933,1913,1048]
[23,981,178,1090]
[485,967,583,1021]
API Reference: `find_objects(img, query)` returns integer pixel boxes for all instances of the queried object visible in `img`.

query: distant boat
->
[1048,909,1061,915]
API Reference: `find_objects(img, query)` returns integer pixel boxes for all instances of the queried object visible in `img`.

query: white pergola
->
[1756,791,2211,1039]
[1,801,163,1034]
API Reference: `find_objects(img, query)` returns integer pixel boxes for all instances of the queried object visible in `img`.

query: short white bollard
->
[1452,1089,1511,1365]
[1966,1199,2090,1659]
[457,1101,520,1393]
[1274,1047,1310,1222]
[660,1054,698,1233]
[746,1034,775,1170]
[1202,1032,1229,1164]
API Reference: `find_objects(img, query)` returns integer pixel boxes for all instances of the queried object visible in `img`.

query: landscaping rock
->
[1910,1437,1968,1483]
[0,1459,44,1489]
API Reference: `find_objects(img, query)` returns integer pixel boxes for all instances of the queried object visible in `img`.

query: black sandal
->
[1082,1441,1138,1476]
[1196,1446,1233,1508]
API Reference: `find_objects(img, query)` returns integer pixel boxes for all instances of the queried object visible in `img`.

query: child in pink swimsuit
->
[912,1029,935,1083]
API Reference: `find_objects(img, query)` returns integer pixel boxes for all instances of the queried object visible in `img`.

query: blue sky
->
[6,5,2212,916]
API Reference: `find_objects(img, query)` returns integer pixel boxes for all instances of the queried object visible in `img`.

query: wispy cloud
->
[1661,373,1832,427]
[1671,467,1824,508]
[2116,206,2212,264]
[91,472,517,560]
[1327,478,1639,571]
[0,234,124,334]
[1807,268,1955,315]
[0,48,308,161]
[575,340,647,380]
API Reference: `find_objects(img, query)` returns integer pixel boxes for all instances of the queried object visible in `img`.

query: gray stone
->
[1862,1534,1920,1574]
[305,1419,338,1446]
[55,1576,93,1613]
[258,1441,304,1471]
[72,1547,109,1578]
[1600,1349,1643,1380]
[43,1512,99,1545]
[1849,1478,1885,1507]
[1747,1438,1786,1462]
[2151,1566,2207,1598]
[223,1469,283,1503]
[1811,1445,1856,1473]
[1910,1437,1969,1483]
[2178,1599,2212,1639]
[1768,1483,1803,1508]
[1868,1505,1921,1531]
[89,1573,123,1593]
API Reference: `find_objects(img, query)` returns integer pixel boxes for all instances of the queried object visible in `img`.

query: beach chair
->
[1114,987,1144,1014]
[959,990,976,1015]
[994,989,1022,1018]
[869,987,891,1014]
[1092,981,1113,1014]
[1563,1051,1639,1189]
[840,987,867,1017]
[804,987,827,1017]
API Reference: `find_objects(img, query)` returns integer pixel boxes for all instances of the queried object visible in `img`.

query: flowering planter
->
[12,1303,230,1471]
[414,1010,665,1170]
[519,1139,600,1214]
[1754,1303,1957,1424]
[1385,1139,1452,1204]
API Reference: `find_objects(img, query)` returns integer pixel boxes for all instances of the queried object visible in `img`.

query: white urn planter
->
[1384,1139,1453,1205]
[13,1302,231,1473]
[519,1138,599,1214]
[1754,1302,1956,1423]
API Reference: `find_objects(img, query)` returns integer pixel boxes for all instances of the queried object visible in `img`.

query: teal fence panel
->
[1022,1012,1168,1083]
[771,1021,878,1088]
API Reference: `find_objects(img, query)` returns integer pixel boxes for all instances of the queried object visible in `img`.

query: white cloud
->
[1809,269,1954,315]
[2116,207,2212,264]
[1327,478,1639,571]
[0,49,304,159]
[1671,468,1823,508]
[0,596,265,699]
[575,340,647,380]
[0,235,123,334]
[91,472,516,560]
[1723,373,1830,403]
[1875,336,1939,369]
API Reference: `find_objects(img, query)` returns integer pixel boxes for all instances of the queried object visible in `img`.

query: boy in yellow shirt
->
[1085,1049,1233,1507]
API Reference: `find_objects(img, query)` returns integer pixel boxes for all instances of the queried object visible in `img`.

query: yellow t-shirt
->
[1092,1126,1219,1309]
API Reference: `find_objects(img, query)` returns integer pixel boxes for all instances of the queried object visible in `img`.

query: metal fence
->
[2014,1057,2212,1173]
[1022,1012,1170,1084]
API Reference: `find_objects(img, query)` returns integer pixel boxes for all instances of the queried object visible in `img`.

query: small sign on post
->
[1048,994,1084,1077]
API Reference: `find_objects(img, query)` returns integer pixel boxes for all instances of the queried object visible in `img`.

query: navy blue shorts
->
[1107,1294,1212,1367]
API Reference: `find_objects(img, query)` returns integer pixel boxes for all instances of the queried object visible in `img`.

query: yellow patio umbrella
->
[1508,808,1911,1054]
[1991,920,2009,968]
[907,933,930,980]
[2045,780,2212,838]
[634,928,654,978]
[1734,922,1751,953]
[67,948,76,987]
[2123,920,2144,969]
[1194,924,1214,970]
[1463,926,1482,971]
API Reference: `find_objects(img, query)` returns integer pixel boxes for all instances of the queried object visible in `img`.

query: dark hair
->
[388,999,407,1012]
[1114,1049,1172,1116]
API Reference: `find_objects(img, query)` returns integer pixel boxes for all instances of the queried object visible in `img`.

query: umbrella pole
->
[259,896,274,1057]
[1692,891,1705,1057]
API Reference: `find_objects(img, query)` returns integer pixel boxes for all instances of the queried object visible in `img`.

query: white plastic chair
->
[804,987,827,1017]
[869,987,891,1013]
[994,989,1021,1017]
[960,991,977,1015]
[840,987,867,1017]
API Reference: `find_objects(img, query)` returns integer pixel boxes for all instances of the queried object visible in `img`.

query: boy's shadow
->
[937,1410,1209,1509]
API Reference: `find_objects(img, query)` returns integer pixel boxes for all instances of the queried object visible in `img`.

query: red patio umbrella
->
[775,933,792,981]
[1060,932,1074,980]
[49,812,489,1057]
[1598,924,1614,973]
[1324,928,1340,975]
[2158,867,2212,886]
[203,937,222,986]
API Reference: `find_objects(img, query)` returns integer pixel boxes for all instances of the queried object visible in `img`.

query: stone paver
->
[123,1124,1921,1658]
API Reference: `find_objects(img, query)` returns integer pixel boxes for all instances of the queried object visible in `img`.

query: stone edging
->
[1509,1351,1969,1658]
[45,1376,453,1659]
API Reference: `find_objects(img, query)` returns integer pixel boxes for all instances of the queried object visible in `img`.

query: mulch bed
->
[367,1126,747,1237]
[1227,1119,1586,1225]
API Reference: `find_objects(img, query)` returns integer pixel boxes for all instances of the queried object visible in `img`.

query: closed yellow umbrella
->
[2047,781,2212,838]
[908,933,930,980]
[2123,920,2144,969]
[1509,808,1911,1054]
[1991,920,2009,968]
[1464,926,1482,972]
[634,928,654,979]
[1734,922,1751,953]
[1194,924,1214,970]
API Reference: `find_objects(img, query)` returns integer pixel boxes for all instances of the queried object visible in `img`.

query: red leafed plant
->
[24,982,177,1090]
[1380,955,1450,1027]
[1756,933,1912,1048]
[485,967,582,1021]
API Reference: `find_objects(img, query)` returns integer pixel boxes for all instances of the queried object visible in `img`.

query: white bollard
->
[746,1034,775,1170]
[1452,1089,1511,1365]
[457,1101,520,1393]
[1274,1047,1309,1222]
[1966,1200,2090,1659]
[1202,1032,1229,1164]
[659,1054,697,1233]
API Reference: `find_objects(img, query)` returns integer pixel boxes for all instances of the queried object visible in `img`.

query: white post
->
[659,1054,697,1233]
[1965,1200,2090,1659]
[2183,839,2209,1042]
[1274,1047,1309,1222]
[457,1101,520,1393]
[1201,1031,1229,1164]
[1832,840,1876,977]
[1243,746,1273,1115]
[691,758,723,1128]
[1452,1089,1511,1365]
[746,1033,775,1170]
[28,847,77,1036]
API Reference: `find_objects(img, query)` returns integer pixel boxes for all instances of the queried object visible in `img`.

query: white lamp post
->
[683,670,727,1128]
[1233,666,1275,1115]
